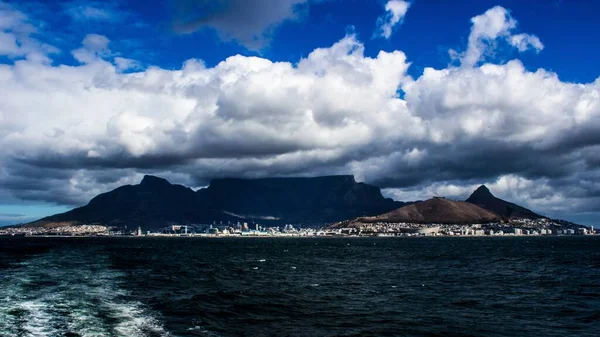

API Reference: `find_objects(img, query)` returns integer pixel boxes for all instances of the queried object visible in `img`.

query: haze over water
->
[1,236,598,337]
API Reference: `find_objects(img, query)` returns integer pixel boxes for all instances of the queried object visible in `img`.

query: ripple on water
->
[0,248,170,337]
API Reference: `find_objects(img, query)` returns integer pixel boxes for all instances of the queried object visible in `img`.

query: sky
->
[0,0,599,226]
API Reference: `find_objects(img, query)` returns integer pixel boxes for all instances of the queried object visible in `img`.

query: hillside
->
[341,197,501,226]
[465,185,542,220]
[32,175,403,230]
[37,175,232,229]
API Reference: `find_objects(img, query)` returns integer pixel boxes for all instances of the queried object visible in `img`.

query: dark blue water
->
[0,236,599,337]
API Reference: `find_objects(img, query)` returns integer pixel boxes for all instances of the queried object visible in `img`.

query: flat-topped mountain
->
[465,185,542,220]
[32,175,403,230]
[198,175,402,223]
[341,197,500,226]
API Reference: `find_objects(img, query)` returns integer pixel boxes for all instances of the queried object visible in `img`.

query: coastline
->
[1,234,597,239]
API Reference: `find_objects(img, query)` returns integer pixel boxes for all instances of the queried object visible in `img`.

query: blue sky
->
[1,0,600,226]
[14,0,599,81]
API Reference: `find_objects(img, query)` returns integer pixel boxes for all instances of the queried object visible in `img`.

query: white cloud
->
[509,33,544,52]
[114,57,142,71]
[0,3,58,61]
[375,0,411,39]
[72,34,111,63]
[452,6,544,67]
[64,0,125,22]
[0,4,599,223]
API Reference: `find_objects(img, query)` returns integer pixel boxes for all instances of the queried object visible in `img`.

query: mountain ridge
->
[465,185,542,220]
[338,197,501,227]
[32,175,403,230]
[25,177,563,230]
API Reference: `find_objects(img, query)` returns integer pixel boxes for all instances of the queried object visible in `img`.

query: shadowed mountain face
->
[198,175,402,223]
[345,197,500,226]
[39,175,233,229]
[465,185,542,220]
[36,175,403,229]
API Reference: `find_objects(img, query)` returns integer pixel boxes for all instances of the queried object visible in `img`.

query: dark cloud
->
[170,0,308,50]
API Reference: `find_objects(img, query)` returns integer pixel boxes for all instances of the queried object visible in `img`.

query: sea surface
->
[0,236,599,337]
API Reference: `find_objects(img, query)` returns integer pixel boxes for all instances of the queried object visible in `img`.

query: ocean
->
[0,236,598,337]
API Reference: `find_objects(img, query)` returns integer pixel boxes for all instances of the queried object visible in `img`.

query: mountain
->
[340,197,500,227]
[32,175,403,230]
[465,185,543,220]
[197,175,402,223]
[35,175,233,229]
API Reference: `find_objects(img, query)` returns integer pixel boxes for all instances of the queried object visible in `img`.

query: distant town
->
[1,217,596,237]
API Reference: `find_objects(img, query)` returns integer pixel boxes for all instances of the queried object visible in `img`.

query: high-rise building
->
[136,226,142,236]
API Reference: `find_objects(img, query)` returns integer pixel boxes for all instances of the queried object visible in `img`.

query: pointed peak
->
[140,175,171,186]
[467,185,494,200]
[475,185,491,194]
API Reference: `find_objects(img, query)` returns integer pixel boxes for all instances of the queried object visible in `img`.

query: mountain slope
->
[32,175,403,229]
[341,197,501,226]
[37,175,231,229]
[465,185,542,220]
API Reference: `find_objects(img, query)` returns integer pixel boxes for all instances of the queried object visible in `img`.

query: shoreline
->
[1,234,597,239]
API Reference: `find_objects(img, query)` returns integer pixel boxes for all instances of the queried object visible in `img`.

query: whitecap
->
[0,250,170,337]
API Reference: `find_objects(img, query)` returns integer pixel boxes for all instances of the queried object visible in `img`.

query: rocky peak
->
[468,185,494,200]
[140,175,172,187]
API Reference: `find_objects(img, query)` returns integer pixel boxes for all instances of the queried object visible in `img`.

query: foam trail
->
[19,300,59,337]
[0,249,170,337]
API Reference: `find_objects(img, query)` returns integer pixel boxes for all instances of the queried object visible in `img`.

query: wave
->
[0,249,169,337]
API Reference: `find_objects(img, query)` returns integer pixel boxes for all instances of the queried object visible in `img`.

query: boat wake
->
[0,248,169,337]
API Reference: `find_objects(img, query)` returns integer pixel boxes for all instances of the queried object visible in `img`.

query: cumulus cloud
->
[171,0,308,51]
[509,33,544,52]
[113,57,142,71]
[70,33,112,64]
[0,3,599,224]
[375,0,411,39]
[452,6,544,67]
